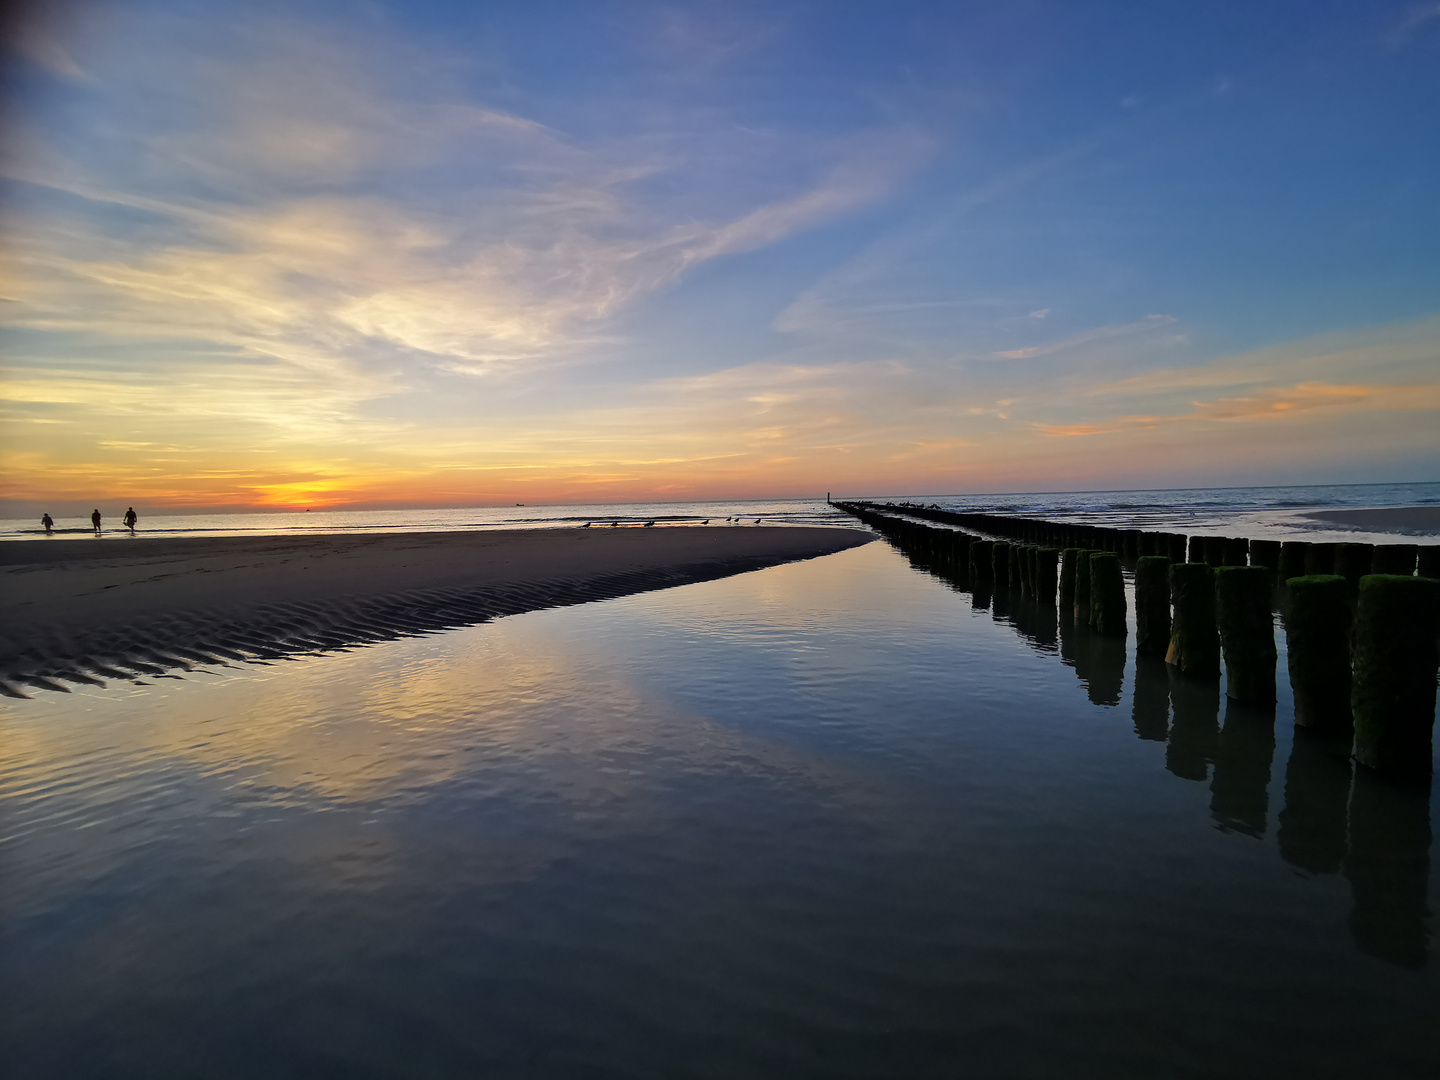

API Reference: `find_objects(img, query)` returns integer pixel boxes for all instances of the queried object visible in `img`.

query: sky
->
[1,0,1438,513]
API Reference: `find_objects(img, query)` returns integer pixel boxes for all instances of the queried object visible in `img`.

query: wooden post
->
[1371,544,1417,576]
[1215,566,1276,705]
[1135,555,1172,657]
[1167,563,1221,678]
[970,539,993,585]
[1034,547,1059,607]
[1351,575,1440,780]
[1279,541,1310,586]
[1284,575,1353,733]
[992,541,1010,589]
[1073,548,1093,623]
[1305,542,1337,576]
[1060,548,1082,606]
[1089,552,1127,637]
[1334,543,1375,598]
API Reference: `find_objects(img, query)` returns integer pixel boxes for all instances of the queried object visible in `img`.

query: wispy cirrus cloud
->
[992,314,1178,360]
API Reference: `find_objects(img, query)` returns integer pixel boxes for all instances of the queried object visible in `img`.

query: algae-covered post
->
[1284,575,1353,733]
[1135,556,1172,657]
[1351,575,1440,781]
[1215,566,1277,705]
[1089,552,1127,637]
[1167,563,1221,678]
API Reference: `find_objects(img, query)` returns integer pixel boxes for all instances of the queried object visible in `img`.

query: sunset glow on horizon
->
[2,0,1438,515]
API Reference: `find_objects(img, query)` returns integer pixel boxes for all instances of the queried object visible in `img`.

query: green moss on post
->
[1284,575,1353,733]
[1215,566,1277,705]
[1305,542,1337,577]
[1334,543,1374,598]
[1135,556,1172,657]
[992,541,1010,589]
[970,539,993,584]
[1034,548,1059,607]
[1167,563,1221,678]
[1060,548,1082,605]
[1371,544,1417,576]
[1089,552,1127,637]
[1073,548,1093,623]
[1351,575,1440,780]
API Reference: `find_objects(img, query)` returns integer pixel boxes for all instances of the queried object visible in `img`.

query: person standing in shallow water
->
[40,513,53,534]
[123,507,138,532]
[91,508,102,534]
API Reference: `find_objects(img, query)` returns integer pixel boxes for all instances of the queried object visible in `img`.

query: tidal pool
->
[1,540,1436,1078]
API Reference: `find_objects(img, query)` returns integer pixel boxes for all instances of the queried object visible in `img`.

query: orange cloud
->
[1036,381,1440,437]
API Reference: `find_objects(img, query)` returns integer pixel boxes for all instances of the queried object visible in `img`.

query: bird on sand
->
[701,519,709,525]
[580,522,590,528]
[644,520,655,527]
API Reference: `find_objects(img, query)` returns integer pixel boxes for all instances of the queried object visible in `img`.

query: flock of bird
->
[578,516,764,529]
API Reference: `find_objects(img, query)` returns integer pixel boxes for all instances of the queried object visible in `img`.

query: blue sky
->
[2,0,1438,509]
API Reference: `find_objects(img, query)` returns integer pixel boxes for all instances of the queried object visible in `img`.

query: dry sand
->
[1298,506,1440,535]
[0,526,872,696]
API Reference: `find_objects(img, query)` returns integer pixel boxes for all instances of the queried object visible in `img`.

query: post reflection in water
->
[1131,656,1170,742]
[1166,669,1221,781]
[1008,596,1058,656]
[877,526,1434,973]
[1345,770,1433,969]
[1210,700,1276,838]
[1279,729,1353,875]
[1058,612,1126,707]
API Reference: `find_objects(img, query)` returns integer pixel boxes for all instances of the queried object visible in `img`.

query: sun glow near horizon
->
[3,1,1439,514]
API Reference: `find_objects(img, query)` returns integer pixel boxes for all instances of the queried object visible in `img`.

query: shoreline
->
[0,526,873,696]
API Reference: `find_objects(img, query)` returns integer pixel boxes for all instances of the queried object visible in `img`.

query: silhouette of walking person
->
[123,507,138,532]
[91,508,102,534]
[41,513,53,535]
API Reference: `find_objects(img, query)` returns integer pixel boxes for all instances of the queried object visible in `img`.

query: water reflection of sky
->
[2,541,1437,1077]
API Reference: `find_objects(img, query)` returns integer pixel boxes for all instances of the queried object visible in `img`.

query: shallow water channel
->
[2,539,1436,1078]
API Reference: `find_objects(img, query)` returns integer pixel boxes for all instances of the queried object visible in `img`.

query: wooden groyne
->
[833,500,1440,782]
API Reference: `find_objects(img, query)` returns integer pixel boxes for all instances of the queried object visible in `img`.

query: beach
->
[0,526,871,694]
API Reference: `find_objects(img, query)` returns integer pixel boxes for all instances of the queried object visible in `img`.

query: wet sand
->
[1299,506,1440,534]
[0,526,871,695]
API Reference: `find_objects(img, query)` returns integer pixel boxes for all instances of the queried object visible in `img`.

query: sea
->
[6,479,1440,543]
[2,482,1439,1077]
